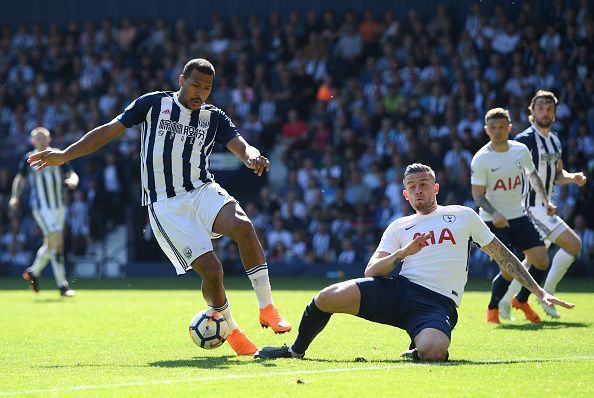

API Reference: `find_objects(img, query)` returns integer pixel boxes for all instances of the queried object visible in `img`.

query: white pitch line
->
[2,355,594,396]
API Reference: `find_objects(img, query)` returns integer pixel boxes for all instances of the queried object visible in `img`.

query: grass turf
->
[0,276,593,397]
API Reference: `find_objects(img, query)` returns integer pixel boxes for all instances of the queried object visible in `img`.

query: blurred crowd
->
[1,2,593,276]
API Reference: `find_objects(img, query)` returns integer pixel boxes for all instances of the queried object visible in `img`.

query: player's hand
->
[246,155,270,176]
[400,233,432,258]
[8,197,19,211]
[537,290,575,310]
[546,202,557,216]
[492,212,510,228]
[573,172,587,187]
[28,150,67,171]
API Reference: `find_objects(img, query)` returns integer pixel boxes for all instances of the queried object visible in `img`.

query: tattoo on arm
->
[473,192,498,215]
[481,237,540,294]
[529,171,549,204]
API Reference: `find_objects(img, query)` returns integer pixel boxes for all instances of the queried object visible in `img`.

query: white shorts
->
[32,207,66,236]
[526,205,569,243]
[147,182,235,274]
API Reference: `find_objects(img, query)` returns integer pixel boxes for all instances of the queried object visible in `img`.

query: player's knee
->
[569,235,582,255]
[532,256,549,270]
[418,344,448,361]
[314,285,339,311]
[229,217,256,241]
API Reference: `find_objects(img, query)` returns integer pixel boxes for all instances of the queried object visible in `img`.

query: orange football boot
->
[511,297,541,323]
[227,329,257,356]
[486,308,501,324]
[259,304,292,333]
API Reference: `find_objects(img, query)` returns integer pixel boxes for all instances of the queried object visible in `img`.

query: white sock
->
[246,264,273,308]
[30,245,51,276]
[213,299,239,330]
[544,249,575,293]
[501,259,529,302]
[50,250,68,288]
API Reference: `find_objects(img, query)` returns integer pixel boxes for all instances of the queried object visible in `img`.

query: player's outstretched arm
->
[226,136,270,176]
[554,159,587,186]
[481,236,575,309]
[528,170,556,215]
[8,174,25,210]
[28,119,127,171]
[364,233,431,277]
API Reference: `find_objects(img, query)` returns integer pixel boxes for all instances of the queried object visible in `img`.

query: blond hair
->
[484,107,510,124]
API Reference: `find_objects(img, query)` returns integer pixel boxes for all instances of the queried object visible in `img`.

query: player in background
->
[499,91,587,319]
[254,164,574,361]
[27,58,291,356]
[9,127,79,297]
[471,108,555,324]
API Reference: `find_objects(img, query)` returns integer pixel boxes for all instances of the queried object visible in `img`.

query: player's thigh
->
[193,183,237,239]
[212,201,251,239]
[355,276,406,326]
[148,200,213,275]
[523,246,549,269]
[554,227,582,256]
[314,279,362,315]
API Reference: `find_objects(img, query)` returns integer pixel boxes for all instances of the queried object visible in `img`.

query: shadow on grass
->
[496,321,591,330]
[302,356,590,366]
[148,355,279,369]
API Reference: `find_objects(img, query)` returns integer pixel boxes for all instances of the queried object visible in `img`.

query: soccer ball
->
[189,308,229,349]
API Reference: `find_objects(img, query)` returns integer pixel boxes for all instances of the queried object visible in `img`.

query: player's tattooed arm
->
[481,237,541,293]
[481,236,576,309]
[471,185,497,215]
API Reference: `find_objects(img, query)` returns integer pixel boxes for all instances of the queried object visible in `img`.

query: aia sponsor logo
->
[413,228,457,246]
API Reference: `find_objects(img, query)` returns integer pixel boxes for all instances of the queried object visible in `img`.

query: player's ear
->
[434,182,440,194]
[402,189,409,201]
[178,73,185,87]
[508,124,512,133]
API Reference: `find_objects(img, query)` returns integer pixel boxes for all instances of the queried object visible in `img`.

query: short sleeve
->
[521,146,535,174]
[375,221,402,254]
[18,154,30,176]
[464,207,495,246]
[214,108,241,145]
[116,93,153,128]
[470,154,487,186]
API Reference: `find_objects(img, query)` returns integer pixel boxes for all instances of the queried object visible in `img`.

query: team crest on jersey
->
[443,215,456,223]
[183,246,193,259]
[516,159,523,169]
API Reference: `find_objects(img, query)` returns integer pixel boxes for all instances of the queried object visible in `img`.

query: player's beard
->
[412,196,436,214]
[535,116,553,129]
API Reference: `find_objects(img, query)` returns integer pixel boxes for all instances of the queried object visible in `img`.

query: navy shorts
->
[486,215,543,252]
[355,276,458,342]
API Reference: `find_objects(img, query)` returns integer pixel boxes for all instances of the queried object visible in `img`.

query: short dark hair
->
[528,90,557,123]
[403,163,435,181]
[484,107,510,124]
[182,58,215,78]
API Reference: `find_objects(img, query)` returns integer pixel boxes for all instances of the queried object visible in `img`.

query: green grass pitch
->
[1,276,593,397]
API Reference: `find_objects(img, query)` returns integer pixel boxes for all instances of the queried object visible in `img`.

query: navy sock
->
[516,267,547,302]
[291,299,332,355]
[488,273,512,309]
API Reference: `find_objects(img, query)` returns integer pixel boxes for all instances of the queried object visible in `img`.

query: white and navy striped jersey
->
[514,125,562,208]
[117,91,240,206]
[18,148,71,210]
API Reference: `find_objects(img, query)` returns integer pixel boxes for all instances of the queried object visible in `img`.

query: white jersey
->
[470,140,536,221]
[377,205,494,306]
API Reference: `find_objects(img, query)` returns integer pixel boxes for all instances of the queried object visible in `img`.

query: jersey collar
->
[173,91,193,113]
